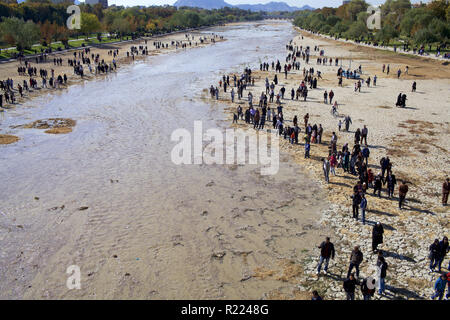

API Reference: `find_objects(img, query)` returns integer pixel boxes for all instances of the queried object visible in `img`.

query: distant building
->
[85,0,108,8]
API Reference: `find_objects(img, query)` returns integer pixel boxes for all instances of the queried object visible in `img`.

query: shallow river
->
[0,21,329,299]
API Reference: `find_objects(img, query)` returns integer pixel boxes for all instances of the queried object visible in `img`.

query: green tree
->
[346,0,369,21]
[414,28,437,45]
[80,12,101,40]
[0,17,40,51]
[375,24,398,44]
[345,20,368,39]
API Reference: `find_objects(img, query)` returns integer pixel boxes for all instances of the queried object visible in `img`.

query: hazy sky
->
[103,0,426,8]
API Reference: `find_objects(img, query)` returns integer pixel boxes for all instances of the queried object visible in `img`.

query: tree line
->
[0,0,264,52]
[293,0,449,49]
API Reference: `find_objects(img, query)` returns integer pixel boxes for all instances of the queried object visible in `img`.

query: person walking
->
[361,125,368,145]
[372,222,384,253]
[317,237,335,275]
[436,236,449,273]
[347,246,363,279]
[329,90,334,104]
[442,178,449,206]
[344,115,352,131]
[398,181,409,209]
[429,239,440,272]
[446,272,450,300]
[322,158,330,183]
[373,173,383,198]
[431,273,447,300]
[385,172,397,198]
[351,191,361,220]
[360,194,367,225]
[343,274,357,300]
[377,256,388,295]
[305,141,310,159]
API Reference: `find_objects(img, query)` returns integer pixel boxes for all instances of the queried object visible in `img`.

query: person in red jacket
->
[446,272,450,300]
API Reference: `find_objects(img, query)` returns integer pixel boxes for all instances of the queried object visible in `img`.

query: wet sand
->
[0,21,331,300]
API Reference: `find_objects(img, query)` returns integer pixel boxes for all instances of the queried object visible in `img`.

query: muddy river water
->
[0,21,330,299]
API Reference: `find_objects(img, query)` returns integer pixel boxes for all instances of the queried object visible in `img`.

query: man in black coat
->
[372,222,384,253]
[343,274,357,300]
[429,239,440,272]
[436,236,449,272]
[373,174,383,197]
[351,191,361,219]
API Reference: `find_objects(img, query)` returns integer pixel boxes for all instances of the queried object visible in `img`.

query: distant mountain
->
[174,0,229,10]
[174,0,314,12]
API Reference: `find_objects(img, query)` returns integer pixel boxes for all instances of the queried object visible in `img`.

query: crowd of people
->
[209,36,449,300]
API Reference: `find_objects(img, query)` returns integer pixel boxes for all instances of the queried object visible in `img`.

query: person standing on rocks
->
[343,273,357,300]
[385,172,397,198]
[429,239,440,272]
[323,158,330,183]
[360,193,367,225]
[377,256,388,295]
[442,178,449,206]
[398,181,409,209]
[436,236,449,273]
[361,125,368,145]
[373,173,383,198]
[351,191,362,220]
[431,273,447,300]
[317,237,335,275]
[446,272,450,300]
[372,222,384,253]
[311,290,323,300]
[347,246,364,279]
[361,277,376,300]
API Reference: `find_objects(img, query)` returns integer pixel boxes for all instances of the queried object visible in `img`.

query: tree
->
[80,12,101,40]
[414,28,437,45]
[109,16,131,39]
[428,18,450,42]
[0,17,40,51]
[345,20,368,39]
[375,24,398,45]
[346,0,369,21]
[40,20,56,46]
[427,0,448,20]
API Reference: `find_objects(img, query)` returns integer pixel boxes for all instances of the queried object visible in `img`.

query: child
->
[305,142,310,158]
[338,120,342,131]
